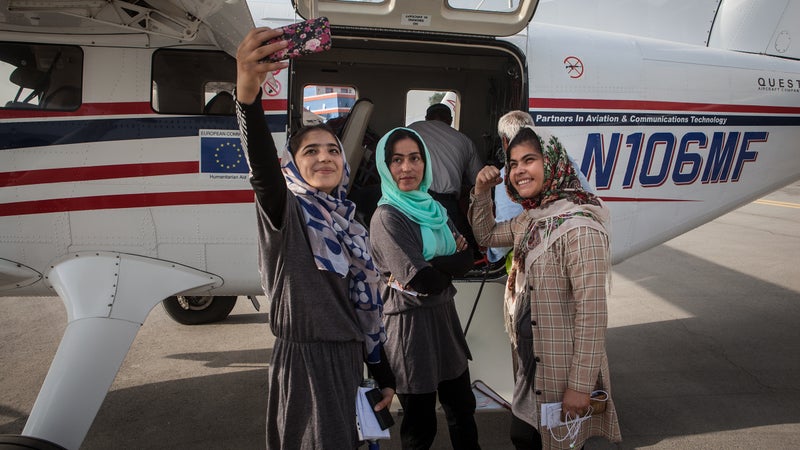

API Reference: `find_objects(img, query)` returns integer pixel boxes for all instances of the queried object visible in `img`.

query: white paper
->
[540,402,566,429]
[356,387,390,440]
[388,278,425,297]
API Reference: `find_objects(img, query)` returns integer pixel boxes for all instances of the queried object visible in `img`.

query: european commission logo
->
[199,129,249,174]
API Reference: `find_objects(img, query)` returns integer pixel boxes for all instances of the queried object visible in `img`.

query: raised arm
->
[468,165,515,248]
[235,27,290,224]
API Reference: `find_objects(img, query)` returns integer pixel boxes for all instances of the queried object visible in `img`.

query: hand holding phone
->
[364,388,395,430]
[260,17,332,63]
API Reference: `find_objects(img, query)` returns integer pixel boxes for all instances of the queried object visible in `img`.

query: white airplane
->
[1,0,799,448]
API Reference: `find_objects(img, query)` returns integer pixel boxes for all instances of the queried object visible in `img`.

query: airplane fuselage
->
[2,21,798,296]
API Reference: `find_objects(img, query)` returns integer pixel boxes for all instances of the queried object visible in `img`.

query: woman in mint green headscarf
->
[369,127,481,449]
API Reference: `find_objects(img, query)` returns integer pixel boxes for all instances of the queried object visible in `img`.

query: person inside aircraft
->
[234,27,395,449]
[468,126,621,449]
[408,103,485,260]
[203,90,235,115]
[368,127,481,450]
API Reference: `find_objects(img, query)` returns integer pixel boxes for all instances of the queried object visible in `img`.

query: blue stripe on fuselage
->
[0,114,287,151]
[530,111,800,127]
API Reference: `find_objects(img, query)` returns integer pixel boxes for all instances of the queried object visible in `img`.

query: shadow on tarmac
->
[216,312,270,325]
[608,244,800,448]
[165,348,272,369]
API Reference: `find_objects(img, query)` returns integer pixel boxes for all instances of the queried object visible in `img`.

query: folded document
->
[356,387,392,440]
[541,390,609,429]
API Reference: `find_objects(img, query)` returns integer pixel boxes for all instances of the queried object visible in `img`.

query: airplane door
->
[295,0,538,37]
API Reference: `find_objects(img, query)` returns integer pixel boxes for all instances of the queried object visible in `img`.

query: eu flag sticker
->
[200,129,249,174]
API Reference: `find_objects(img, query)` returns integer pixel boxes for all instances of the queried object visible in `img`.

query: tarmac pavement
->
[1,181,798,449]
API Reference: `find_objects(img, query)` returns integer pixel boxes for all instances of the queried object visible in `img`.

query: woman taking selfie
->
[235,27,395,449]
[468,126,621,449]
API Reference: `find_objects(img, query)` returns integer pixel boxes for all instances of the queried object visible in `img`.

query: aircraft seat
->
[339,97,374,193]
[204,91,235,115]
[4,101,40,109]
[41,86,81,110]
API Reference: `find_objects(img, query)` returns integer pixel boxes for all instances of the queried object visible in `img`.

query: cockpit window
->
[0,42,83,111]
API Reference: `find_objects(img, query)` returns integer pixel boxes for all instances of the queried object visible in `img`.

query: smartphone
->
[260,17,332,63]
[364,388,395,430]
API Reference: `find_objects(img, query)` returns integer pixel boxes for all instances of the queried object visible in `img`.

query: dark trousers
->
[430,192,482,260]
[396,369,480,450]
[509,414,542,450]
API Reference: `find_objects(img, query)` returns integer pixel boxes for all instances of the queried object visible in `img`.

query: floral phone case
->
[262,17,332,62]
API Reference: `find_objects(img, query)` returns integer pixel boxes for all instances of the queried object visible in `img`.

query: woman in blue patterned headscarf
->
[235,26,395,450]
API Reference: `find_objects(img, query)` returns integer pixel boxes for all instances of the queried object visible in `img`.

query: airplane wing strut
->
[22,252,222,450]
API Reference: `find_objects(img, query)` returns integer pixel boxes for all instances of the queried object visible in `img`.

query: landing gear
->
[162,295,237,325]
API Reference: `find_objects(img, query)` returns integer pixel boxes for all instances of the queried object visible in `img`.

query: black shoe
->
[462,257,506,279]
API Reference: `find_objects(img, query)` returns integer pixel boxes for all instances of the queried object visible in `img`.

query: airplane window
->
[448,0,520,13]
[151,49,236,115]
[303,84,357,124]
[0,42,83,111]
[405,89,461,128]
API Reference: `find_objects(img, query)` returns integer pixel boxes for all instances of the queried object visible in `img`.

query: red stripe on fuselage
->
[0,99,288,119]
[6,98,791,119]
[1,162,199,187]
[0,190,255,217]
[0,192,691,217]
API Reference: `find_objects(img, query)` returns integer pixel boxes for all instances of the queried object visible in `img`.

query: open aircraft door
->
[294,0,539,37]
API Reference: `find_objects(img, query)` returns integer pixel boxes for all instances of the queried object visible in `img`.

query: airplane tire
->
[162,295,237,325]
[0,435,66,449]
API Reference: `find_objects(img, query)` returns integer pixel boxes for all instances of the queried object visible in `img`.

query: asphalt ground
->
[1,181,798,449]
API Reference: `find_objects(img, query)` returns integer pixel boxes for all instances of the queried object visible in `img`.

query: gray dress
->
[257,190,365,449]
[369,204,471,394]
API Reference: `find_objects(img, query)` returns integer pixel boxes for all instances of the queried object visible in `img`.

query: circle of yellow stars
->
[213,141,244,170]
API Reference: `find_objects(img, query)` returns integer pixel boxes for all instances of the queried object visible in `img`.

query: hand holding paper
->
[356,387,393,440]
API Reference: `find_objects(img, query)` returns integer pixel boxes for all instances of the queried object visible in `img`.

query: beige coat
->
[468,190,622,449]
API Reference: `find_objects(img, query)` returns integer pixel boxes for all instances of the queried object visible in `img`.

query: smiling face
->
[388,137,425,192]
[293,128,343,194]
[508,141,545,199]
